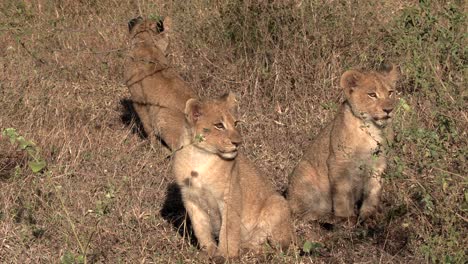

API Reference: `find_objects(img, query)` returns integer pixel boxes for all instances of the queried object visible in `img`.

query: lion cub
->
[124,17,197,150]
[173,93,293,259]
[288,64,399,222]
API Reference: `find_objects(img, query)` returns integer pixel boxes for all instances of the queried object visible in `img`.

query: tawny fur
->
[288,64,399,222]
[124,17,197,150]
[173,93,293,259]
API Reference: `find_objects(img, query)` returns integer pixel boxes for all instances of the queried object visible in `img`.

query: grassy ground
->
[0,0,466,263]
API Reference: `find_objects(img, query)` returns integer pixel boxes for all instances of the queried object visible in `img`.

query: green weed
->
[2,128,46,173]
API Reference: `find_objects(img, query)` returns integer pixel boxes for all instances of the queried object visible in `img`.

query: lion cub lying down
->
[288,64,399,222]
[173,93,293,259]
[124,17,197,150]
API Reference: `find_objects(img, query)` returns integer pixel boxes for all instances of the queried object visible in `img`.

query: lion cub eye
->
[214,123,225,130]
[368,92,377,98]
[388,90,394,96]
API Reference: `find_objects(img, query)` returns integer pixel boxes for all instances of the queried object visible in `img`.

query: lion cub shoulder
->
[173,93,293,259]
[124,17,197,150]
[288,64,400,223]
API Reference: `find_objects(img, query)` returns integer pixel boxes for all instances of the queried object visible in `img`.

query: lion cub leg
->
[289,161,332,221]
[245,195,292,251]
[329,165,356,219]
[359,175,382,220]
[132,103,155,138]
[263,195,293,250]
[155,108,186,150]
[217,184,242,258]
[184,199,218,255]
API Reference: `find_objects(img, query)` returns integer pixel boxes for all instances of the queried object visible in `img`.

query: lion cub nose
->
[231,139,242,148]
[230,132,242,148]
[383,107,393,114]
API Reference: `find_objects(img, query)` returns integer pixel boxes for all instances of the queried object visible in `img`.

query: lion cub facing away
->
[124,17,197,150]
[173,93,293,259]
[288,64,399,222]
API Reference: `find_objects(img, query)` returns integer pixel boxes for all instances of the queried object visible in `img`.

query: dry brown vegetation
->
[0,0,466,263]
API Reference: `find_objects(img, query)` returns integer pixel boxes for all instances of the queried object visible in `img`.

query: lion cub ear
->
[224,92,239,115]
[340,70,363,98]
[185,99,203,124]
[128,16,143,33]
[379,62,400,88]
[155,17,171,53]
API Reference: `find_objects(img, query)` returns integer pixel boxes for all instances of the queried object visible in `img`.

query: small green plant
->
[194,133,205,143]
[2,128,46,173]
[302,240,323,256]
[94,186,115,216]
[60,250,85,264]
[320,101,338,111]
[398,98,412,113]
[148,13,162,22]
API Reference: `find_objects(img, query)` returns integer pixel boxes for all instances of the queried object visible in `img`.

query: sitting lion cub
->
[288,64,399,223]
[173,93,293,259]
[124,17,197,150]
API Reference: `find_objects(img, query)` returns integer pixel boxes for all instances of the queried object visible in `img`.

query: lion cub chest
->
[173,146,231,201]
[339,116,387,177]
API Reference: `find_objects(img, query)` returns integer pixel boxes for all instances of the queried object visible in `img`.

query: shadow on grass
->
[160,183,198,246]
[119,98,172,150]
[119,98,148,139]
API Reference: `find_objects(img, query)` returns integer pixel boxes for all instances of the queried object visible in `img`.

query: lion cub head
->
[128,16,172,54]
[341,64,399,127]
[184,93,242,160]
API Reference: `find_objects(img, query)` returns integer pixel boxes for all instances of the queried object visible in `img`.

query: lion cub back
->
[124,17,197,150]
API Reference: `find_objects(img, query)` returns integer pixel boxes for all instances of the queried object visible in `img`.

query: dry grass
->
[0,0,466,263]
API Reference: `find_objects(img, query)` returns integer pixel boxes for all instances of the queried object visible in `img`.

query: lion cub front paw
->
[201,244,218,257]
[359,205,377,221]
[210,255,226,264]
[199,245,226,263]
